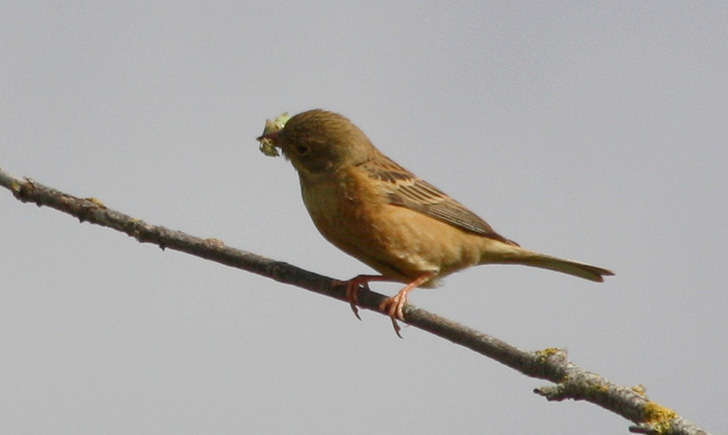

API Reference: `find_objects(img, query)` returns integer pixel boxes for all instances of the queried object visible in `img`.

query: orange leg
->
[339,275,396,320]
[379,272,435,337]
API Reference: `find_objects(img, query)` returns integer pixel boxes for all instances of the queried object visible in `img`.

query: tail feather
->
[481,243,614,282]
[518,253,613,282]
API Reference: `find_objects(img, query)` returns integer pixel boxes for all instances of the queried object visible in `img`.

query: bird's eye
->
[296,145,310,155]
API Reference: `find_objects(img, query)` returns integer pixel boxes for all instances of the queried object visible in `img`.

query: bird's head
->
[258,109,376,176]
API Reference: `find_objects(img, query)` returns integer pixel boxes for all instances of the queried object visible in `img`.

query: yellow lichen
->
[594,383,610,393]
[642,401,678,433]
[631,384,647,396]
[535,347,562,361]
[84,197,107,208]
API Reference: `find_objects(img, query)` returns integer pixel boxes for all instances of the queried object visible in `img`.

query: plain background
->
[2,2,726,434]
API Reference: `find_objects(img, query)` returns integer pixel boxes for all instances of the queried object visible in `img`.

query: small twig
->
[0,167,710,435]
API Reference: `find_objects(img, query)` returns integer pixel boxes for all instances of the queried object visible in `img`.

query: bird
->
[257,109,613,336]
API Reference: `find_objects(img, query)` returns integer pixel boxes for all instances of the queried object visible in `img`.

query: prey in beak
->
[256,113,291,157]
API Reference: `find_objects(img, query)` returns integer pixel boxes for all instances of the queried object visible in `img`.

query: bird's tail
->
[480,243,614,282]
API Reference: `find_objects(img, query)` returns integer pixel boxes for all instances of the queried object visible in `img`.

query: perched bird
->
[258,109,613,335]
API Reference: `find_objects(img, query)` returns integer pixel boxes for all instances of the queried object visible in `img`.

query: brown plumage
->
[260,109,613,336]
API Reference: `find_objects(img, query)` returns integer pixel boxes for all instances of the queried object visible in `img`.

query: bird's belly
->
[301,180,481,284]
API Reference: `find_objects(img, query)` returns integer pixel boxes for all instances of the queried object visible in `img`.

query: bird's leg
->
[379,272,435,337]
[340,274,393,320]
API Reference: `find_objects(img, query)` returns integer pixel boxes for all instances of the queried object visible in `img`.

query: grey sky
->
[2,2,726,434]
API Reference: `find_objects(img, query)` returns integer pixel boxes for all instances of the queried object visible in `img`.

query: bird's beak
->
[256,130,279,144]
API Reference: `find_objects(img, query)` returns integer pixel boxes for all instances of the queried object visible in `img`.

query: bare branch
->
[0,167,710,435]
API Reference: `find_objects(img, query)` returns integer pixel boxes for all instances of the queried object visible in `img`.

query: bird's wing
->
[359,155,518,245]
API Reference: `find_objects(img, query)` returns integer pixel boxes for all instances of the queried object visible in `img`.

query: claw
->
[344,280,364,320]
[378,272,435,337]
[340,275,390,320]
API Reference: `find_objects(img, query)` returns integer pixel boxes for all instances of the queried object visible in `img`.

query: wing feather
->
[360,155,518,245]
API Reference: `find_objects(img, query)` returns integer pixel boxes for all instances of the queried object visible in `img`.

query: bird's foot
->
[378,292,408,338]
[378,272,435,338]
[339,274,389,320]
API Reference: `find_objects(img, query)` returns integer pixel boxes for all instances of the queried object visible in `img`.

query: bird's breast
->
[299,171,380,251]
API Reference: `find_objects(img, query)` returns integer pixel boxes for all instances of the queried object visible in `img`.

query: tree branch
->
[0,167,709,435]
